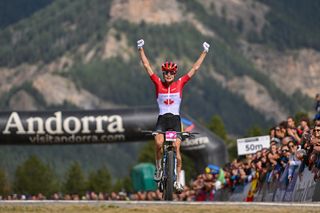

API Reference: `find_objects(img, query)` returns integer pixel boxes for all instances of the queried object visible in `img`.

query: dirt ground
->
[0,203,320,213]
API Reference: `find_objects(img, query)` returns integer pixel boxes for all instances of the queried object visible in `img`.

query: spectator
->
[279,121,288,139]
[314,93,320,121]
[270,137,281,146]
[268,144,280,167]
[110,191,119,200]
[275,126,285,140]
[296,149,308,179]
[118,191,129,200]
[287,141,300,182]
[98,192,105,200]
[310,124,320,180]
[279,146,290,171]
[282,136,293,146]
[51,193,60,200]
[298,117,310,134]
[287,116,301,144]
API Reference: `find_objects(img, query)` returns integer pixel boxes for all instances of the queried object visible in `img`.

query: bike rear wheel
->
[164,150,174,201]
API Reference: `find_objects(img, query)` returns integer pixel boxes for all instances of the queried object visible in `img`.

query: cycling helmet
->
[161,61,178,72]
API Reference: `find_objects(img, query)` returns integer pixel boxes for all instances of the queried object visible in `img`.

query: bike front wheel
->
[163,150,174,201]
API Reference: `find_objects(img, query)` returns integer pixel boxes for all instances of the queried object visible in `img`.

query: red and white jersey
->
[150,73,190,115]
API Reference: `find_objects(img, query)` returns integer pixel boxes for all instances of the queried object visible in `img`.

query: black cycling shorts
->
[155,113,182,139]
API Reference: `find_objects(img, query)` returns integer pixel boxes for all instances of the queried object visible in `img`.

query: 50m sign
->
[237,135,270,156]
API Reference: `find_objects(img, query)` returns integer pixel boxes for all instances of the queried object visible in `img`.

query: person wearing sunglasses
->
[287,141,301,182]
[137,38,210,192]
[314,94,320,121]
[279,146,290,169]
[310,125,320,180]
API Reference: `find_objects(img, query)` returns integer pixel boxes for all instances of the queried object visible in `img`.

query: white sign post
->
[237,135,270,156]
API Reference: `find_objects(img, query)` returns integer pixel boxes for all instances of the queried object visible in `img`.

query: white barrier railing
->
[214,166,320,202]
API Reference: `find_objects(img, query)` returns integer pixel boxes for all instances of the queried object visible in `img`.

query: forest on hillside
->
[0,0,317,181]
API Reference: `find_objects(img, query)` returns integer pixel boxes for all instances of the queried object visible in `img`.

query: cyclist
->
[137,39,210,192]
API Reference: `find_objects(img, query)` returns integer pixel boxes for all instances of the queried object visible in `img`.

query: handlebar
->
[141,130,199,138]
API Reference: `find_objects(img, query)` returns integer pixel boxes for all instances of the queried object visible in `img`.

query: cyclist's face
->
[163,71,176,83]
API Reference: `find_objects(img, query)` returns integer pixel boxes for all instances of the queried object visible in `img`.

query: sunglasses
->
[315,129,320,132]
[282,149,289,152]
[163,71,176,75]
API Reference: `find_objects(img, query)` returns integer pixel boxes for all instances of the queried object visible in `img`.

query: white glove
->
[137,39,144,49]
[203,42,210,52]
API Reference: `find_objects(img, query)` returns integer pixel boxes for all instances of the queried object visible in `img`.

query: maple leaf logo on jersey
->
[164,99,174,105]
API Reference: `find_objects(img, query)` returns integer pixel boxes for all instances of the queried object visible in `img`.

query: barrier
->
[229,184,251,202]
[214,165,320,202]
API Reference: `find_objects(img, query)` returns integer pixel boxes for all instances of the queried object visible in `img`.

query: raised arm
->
[137,39,154,76]
[187,42,210,78]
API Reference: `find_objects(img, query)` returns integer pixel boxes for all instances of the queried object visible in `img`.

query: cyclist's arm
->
[138,47,154,76]
[187,51,208,78]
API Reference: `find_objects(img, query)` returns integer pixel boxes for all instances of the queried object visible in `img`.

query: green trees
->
[13,155,58,197]
[0,0,112,66]
[63,162,86,196]
[207,115,227,140]
[1,155,128,197]
[87,166,112,193]
[0,0,53,29]
[63,162,114,195]
[257,0,320,50]
[207,115,236,160]
[245,126,264,137]
[294,111,309,124]
[0,168,10,196]
[137,141,155,164]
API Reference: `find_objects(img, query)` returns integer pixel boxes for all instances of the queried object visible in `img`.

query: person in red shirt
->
[137,38,210,192]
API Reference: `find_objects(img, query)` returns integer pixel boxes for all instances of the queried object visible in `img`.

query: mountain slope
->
[0,0,318,179]
[0,0,53,29]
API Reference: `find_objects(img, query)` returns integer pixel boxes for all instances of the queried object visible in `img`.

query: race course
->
[1,201,320,213]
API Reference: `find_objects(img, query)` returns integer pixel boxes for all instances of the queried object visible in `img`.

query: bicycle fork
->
[162,151,177,182]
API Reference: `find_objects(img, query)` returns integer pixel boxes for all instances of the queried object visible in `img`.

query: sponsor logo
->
[165,131,177,141]
[182,137,209,147]
[28,134,126,144]
[2,111,125,135]
[164,99,174,105]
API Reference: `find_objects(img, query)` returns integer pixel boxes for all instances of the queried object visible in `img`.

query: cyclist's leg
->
[155,133,164,166]
[175,138,182,182]
[173,137,184,192]
[171,115,184,191]
[154,134,164,181]
[155,115,165,163]
[154,115,165,181]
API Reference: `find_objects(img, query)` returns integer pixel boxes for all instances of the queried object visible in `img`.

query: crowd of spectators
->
[183,116,320,201]
[176,119,319,201]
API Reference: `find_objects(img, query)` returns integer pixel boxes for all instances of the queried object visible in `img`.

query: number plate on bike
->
[165,131,177,141]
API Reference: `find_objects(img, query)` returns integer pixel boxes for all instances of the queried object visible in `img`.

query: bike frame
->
[161,131,178,201]
[141,130,197,201]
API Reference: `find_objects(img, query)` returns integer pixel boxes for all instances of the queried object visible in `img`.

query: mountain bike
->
[142,130,198,200]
